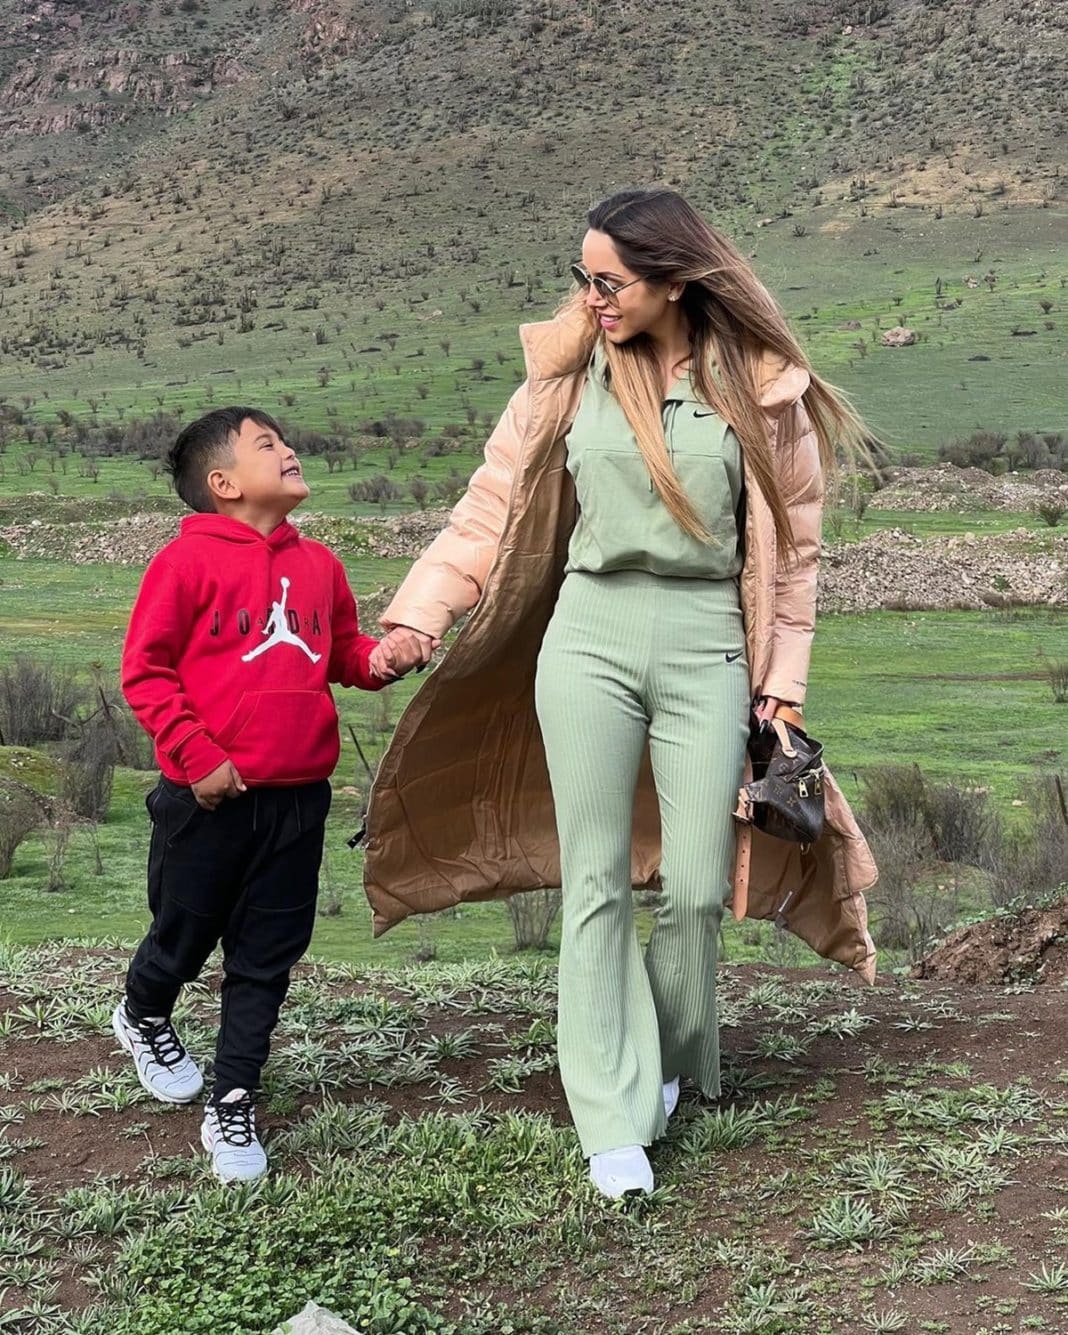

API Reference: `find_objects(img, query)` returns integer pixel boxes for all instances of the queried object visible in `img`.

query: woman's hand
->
[753,695,782,725]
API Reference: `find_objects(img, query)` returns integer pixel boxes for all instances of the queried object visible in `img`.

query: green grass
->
[827,508,1054,543]
[1,541,1063,962]
[0,210,1063,462]
[811,608,1065,801]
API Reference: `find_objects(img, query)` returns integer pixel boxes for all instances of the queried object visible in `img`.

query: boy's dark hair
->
[166,406,285,513]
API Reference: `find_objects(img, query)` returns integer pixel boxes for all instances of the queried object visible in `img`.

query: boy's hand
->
[372,627,441,679]
[191,760,246,810]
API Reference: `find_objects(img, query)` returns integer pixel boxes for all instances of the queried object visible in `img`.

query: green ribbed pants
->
[535,570,750,1156]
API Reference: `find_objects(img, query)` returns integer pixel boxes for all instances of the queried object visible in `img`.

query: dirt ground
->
[916,897,1068,986]
[2,947,1068,1333]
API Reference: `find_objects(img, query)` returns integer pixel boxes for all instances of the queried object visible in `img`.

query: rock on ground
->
[273,1302,359,1335]
[880,325,917,347]
[817,527,1067,613]
[869,462,1068,513]
[914,898,1068,986]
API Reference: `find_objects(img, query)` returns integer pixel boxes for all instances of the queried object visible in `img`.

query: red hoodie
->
[122,514,385,787]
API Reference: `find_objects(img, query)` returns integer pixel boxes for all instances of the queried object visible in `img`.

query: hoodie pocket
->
[215,690,339,783]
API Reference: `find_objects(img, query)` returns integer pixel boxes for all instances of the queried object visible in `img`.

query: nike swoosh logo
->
[726,650,744,663]
[694,410,716,418]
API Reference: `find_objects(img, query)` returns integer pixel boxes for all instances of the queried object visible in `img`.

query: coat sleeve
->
[380,380,529,638]
[761,404,823,706]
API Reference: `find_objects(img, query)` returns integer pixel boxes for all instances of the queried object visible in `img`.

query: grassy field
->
[1,1,1065,457]
[2,943,1068,1333]
[1,536,1063,965]
[0,209,1063,462]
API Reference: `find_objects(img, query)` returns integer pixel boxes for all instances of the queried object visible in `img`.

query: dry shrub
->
[993,776,1068,907]
[0,782,45,878]
[866,831,965,961]
[61,707,123,822]
[922,781,1002,868]
[859,765,1001,958]
[0,658,87,747]
[506,887,561,952]
[45,818,72,894]
[1046,659,1068,704]
[860,764,1001,868]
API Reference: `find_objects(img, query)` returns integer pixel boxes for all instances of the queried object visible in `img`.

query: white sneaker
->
[201,1089,267,1183]
[589,1145,654,1199]
[112,1000,204,1104]
[663,1077,680,1120]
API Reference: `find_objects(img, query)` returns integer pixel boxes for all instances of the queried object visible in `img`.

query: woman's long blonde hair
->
[582,188,871,559]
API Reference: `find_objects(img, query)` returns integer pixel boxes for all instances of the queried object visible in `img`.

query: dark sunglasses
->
[570,262,643,302]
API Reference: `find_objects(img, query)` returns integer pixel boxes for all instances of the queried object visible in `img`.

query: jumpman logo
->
[241,577,321,664]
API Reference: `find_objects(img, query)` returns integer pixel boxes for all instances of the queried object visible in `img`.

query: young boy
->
[114,406,432,1182]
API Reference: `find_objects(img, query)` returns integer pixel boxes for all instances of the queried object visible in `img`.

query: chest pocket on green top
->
[564,371,745,580]
[662,397,744,546]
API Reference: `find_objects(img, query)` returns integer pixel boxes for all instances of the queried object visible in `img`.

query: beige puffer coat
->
[363,304,878,982]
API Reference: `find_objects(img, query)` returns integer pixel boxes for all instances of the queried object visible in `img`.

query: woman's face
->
[579,228,679,344]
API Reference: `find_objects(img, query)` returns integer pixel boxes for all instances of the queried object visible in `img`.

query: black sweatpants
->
[124,776,332,1099]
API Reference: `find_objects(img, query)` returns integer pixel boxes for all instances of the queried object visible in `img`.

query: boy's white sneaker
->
[663,1076,681,1119]
[589,1145,654,1199]
[201,1089,267,1183]
[112,1000,204,1104]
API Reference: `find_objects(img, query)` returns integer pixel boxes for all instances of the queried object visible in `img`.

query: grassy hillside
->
[0,0,1065,452]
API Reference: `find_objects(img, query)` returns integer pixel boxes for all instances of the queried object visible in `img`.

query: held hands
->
[191,760,246,811]
[369,626,442,682]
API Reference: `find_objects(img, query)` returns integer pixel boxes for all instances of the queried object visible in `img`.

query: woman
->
[365,188,877,1198]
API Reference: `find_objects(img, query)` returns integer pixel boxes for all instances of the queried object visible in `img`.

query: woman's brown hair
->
[583,187,870,557]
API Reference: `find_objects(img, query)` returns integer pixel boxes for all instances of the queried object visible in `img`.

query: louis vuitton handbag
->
[734,704,825,846]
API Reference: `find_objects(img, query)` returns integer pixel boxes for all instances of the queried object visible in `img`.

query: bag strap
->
[769,717,797,758]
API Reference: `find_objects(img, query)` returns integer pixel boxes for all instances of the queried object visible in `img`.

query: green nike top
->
[564,345,744,580]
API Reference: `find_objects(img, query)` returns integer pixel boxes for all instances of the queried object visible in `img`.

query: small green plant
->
[1023,1261,1068,1293]
[860,1312,908,1333]
[0,1166,34,1213]
[806,1195,891,1250]
[911,1243,978,1285]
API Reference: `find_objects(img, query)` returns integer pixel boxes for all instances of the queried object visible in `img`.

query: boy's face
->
[209,419,309,514]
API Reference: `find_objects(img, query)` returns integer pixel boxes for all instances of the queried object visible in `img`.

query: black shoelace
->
[213,1098,255,1147]
[136,1017,186,1070]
